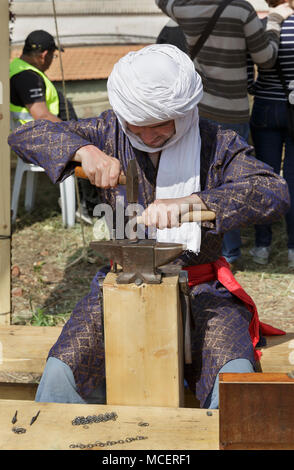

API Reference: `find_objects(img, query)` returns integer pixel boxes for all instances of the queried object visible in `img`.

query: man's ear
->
[39,50,48,64]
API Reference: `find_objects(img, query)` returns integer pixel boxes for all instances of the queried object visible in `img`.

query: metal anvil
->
[90,239,184,284]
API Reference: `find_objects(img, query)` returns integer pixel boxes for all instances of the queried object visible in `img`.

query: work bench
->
[1,326,294,450]
[0,400,219,450]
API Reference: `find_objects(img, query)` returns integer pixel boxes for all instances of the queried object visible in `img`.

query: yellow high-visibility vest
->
[10,57,59,129]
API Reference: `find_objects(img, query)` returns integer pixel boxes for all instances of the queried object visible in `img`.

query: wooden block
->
[0,326,62,374]
[0,400,219,450]
[103,273,184,407]
[219,372,294,450]
[258,333,294,373]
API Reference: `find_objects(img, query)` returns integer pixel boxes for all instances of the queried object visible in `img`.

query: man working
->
[8,45,289,408]
[155,0,293,269]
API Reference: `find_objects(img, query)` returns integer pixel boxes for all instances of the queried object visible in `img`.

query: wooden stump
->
[103,273,184,407]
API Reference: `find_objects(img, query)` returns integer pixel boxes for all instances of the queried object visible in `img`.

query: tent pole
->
[0,1,11,325]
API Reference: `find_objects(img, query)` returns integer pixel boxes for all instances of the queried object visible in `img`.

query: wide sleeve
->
[198,131,290,234]
[8,114,112,184]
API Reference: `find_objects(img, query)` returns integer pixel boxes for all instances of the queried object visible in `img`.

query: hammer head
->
[126,159,139,204]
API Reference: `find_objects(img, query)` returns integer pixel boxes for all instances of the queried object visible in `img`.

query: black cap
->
[23,30,64,53]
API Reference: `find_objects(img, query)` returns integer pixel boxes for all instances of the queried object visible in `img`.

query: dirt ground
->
[11,169,294,334]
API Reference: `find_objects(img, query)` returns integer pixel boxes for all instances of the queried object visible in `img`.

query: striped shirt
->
[248,14,294,101]
[156,0,283,123]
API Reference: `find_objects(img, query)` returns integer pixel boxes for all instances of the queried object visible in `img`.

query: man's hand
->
[73,144,121,188]
[140,194,209,229]
[268,3,294,22]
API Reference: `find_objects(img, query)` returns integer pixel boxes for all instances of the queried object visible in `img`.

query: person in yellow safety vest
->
[10,30,95,225]
[10,30,63,130]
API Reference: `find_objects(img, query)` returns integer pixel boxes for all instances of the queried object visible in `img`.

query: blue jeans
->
[205,118,250,263]
[203,358,254,409]
[35,356,254,409]
[35,357,106,404]
[250,98,294,249]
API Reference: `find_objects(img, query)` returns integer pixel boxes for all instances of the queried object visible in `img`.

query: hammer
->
[75,165,215,223]
[75,161,138,204]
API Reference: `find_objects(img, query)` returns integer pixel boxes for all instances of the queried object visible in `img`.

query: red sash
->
[183,257,285,361]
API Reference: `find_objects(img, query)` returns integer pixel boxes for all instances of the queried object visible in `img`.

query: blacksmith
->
[8,44,290,408]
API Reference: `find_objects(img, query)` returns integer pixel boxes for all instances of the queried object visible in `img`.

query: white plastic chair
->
[11,157,76,227]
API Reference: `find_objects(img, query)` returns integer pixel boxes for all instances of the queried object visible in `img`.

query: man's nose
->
[140,127,155,144]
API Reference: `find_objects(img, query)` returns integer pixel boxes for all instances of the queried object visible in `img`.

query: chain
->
[71,411,118,426]
[69,435,148,449]
[12,427,26,434]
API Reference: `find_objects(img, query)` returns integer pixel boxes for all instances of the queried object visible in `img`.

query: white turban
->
[107,44,204,253]
[107,44,202,124]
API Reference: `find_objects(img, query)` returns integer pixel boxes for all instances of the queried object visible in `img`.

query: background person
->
[10,29,94,224]
[248,0,294,267]
[10,30,63,127]
[156,18,188,53]
[155,0,294,270]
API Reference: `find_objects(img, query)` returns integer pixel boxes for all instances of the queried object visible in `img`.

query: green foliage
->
[29,308,69,327]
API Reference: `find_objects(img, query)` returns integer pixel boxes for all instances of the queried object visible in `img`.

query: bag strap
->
[189,0,234,61]
[275,59,290,98]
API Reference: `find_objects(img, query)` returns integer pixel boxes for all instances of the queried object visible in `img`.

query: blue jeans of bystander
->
[250,98,294,249]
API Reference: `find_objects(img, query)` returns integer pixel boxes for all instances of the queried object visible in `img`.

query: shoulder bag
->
[189,0,234,61]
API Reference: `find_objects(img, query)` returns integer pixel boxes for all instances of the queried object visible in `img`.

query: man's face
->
[36,50,55,72]
[43,50,55,71]
[126,120,176,148]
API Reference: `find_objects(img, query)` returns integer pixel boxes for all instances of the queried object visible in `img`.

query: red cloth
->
[183,257,285,361]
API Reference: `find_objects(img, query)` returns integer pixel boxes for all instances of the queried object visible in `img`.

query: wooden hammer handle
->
[75,166,127,185]
[137,210,215,225]
[179,210,215,223]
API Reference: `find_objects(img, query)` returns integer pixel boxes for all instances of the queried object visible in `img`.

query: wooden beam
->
[257,333,294,373]
[0,400,219,450]
[0,1,10,325]
[219,373,294,450]
[103,273,184,407]
[0,325,62,374]
[0,326,294,385]
[0,382,37,401]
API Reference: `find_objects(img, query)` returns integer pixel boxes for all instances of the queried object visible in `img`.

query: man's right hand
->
[73,144,121,188]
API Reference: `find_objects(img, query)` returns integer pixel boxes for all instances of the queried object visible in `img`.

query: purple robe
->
[8,111,290,406]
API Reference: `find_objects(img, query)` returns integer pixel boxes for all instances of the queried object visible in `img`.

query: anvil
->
[90,238,184,284]
[76,158,215,284]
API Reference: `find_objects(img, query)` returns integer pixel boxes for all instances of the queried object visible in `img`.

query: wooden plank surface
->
[0,326,61,374]
[1,326,293,377]
[219,373,294,450]
[258,333,294,373]
[0,327,293,383]
[0,400,219,450]
[103,273,184,407]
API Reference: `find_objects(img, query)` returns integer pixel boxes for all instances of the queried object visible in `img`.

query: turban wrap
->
[107,44,204,252]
